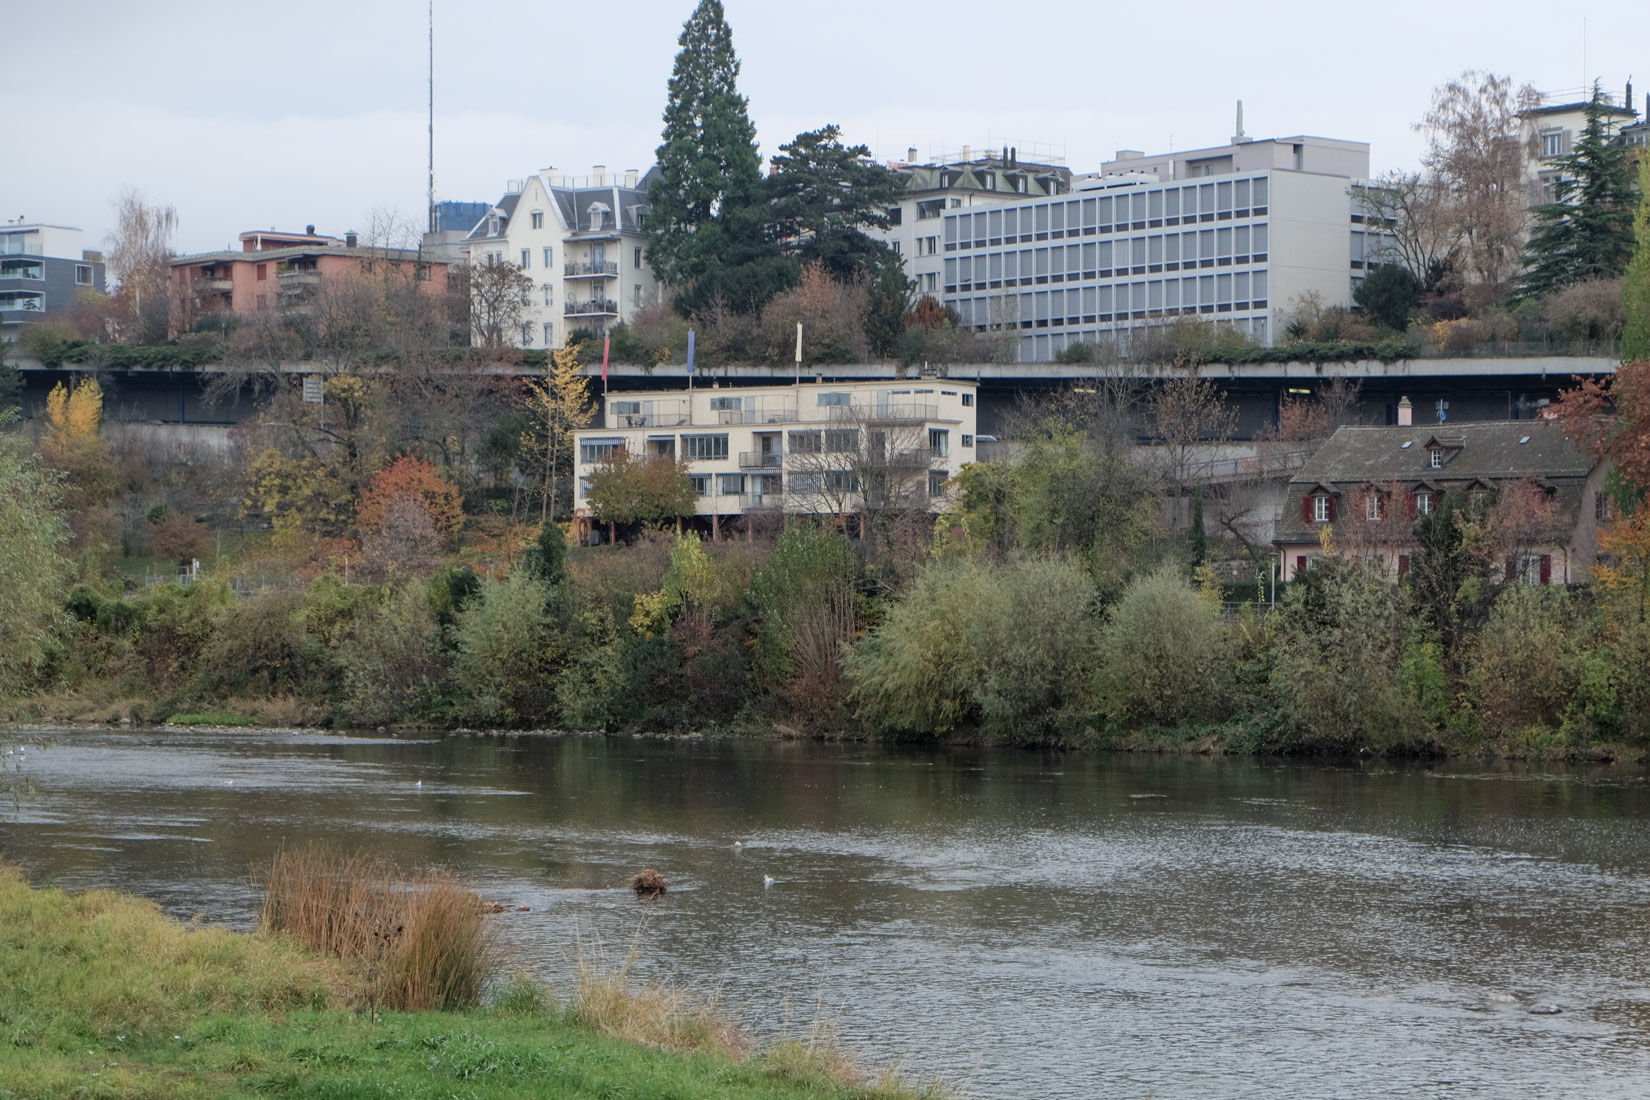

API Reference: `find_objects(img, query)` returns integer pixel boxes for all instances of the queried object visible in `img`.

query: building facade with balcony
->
[571,379,979,534]
[937,131,1381,361]
[0,220,106,337]
[463,166,663,350]
[168,227,448,332]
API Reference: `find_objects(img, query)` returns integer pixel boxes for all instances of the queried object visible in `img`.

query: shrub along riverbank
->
[9,508,1650,761]
[0,860,941,1100]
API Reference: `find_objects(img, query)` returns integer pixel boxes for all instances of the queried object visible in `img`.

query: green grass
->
[166,712,257,727]
[0,865,942,1100]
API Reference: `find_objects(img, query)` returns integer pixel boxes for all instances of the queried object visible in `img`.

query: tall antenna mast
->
[427,0,436,235]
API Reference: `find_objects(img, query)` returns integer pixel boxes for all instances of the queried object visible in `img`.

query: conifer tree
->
[1519,84,1639,299]
[646,1,768,290]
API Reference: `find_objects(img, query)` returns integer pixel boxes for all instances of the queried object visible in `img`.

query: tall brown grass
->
[259,846,496,1011]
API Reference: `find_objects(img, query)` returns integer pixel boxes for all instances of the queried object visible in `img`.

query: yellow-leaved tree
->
[519,343,592,524]
[40,378,115,527]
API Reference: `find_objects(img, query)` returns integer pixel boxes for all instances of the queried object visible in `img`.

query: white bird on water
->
[763,875,775,888]
[732,840,744,849]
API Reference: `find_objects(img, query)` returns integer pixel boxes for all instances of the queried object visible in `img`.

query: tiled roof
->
[1276,420,1595,545]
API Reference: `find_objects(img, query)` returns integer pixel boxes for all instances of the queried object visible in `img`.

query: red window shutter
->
[1326,495,1336,522]
[1398,554,1410,576]
[1539,554,1552,586]
[1406,493,1417,519]
[1296,555,1307,575]
[1505,557,1517,582]
[1302,494,1313,523]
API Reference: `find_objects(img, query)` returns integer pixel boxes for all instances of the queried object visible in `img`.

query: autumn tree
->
[1148,370,1237,507]
[519,343,593,523]
[358,453,463,540]
[106,190,177,342]
[583,452,697,534]
[1519,84,1640,299]
[469,257,532,350]
[1351,172,1457,288]
[40,379,115,519]
[1416,70,1539,295]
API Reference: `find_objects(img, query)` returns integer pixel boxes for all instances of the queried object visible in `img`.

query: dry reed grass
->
[259,845,497,1011]
[569,937,747,1059]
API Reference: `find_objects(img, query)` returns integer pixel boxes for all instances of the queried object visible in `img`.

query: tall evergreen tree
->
[1518,84,1639,299]
[766,125,903,282]
[646,1,768,290]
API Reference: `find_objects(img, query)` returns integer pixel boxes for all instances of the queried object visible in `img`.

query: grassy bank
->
[0,864,940,1100]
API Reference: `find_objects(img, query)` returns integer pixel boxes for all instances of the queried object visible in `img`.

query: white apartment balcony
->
[195,276,233,293]
[566,299,619,317]
[564,262,619,278]
[737,451,784,469]
[712,405,798,425]
[819,402,939,423]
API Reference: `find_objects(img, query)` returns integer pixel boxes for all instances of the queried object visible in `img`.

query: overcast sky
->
[9,0,1640,257]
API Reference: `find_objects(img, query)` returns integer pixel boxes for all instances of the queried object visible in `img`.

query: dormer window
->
[1415,491,1433,516]
[1302,491,1335,524]
[1365,493,1385,521]
[1430,448,1443,469]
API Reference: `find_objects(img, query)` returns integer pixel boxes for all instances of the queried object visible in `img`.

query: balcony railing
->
[886,447,936,467]
[612,411,690,428]
[276,269,321,284]
[737,493,783,510]
[737,451,784,469]
[0,264,43,280]
[564,261,618,277]
[820,402,938,423]
[196,277,233,292]
[565,299,619,316]
[711,405,798,425]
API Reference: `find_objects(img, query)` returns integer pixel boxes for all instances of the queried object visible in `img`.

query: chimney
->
[907,146,918,163]
[345,231,358,248]
[624,168,638,188]
[1232,99,1247,144]
[305,223,316,236]
[592,164,606,185]
[1397,396,1412,427]
[961,144,972,163]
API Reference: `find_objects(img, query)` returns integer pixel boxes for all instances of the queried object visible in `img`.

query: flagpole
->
[601,335,610,397]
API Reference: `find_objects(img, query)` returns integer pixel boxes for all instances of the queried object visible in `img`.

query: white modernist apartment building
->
[572,379,979,533]
[465,166,664,350]
[937,131,1383,362]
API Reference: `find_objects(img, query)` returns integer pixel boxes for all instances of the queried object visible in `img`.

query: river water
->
[3,726,1650,1098]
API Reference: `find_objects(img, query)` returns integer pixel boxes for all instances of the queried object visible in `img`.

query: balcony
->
[612,411,690,428]
[564,261,619,278]
[820,402,938,423]
[196,276,233,293]
[277,269,321,286]
[738,451,784,469]
[0,262,43,281]
[712,405,797,425]
[737,493,783,510]
[886,447,936,468]
[565,299,619,317]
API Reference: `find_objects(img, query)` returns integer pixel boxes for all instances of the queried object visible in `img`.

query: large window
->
[1415,491,1433,516]
[929,429,950,458]
[520,249,531,269]
[579,439,624,464]
[681,434,729,461]
[717,473,745,495]
[1313,495,1331,523]
[816,392,851,407]
[824,428,859,453]
[788,430,822,454]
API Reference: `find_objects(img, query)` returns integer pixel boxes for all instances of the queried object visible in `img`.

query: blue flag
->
[686,329,695,374]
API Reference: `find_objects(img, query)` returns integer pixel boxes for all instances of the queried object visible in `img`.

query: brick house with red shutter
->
[1275,419,1610,585]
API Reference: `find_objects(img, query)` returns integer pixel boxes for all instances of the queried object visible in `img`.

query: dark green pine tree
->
[645,1,769,291]
[1622,156,1650,364]
[1518,83,1639,299]
[766,125,905,282]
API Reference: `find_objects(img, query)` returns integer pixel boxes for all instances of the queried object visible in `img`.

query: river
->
[3,726,1649,1098]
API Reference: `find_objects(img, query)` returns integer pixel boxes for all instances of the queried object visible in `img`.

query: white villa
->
[571,378,980,536]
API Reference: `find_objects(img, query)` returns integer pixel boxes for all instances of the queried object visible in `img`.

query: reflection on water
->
[3,727,1650,1098]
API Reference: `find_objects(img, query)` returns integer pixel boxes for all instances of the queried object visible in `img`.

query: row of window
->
[942,177,1272,250]
[580,429,967,466]
[946,226,1271,288]
[949,272,1270,328]
[1304,486,1512,523]
[581,470,952,501]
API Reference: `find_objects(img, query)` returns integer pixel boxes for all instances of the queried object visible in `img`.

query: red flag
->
[602,336,610,383]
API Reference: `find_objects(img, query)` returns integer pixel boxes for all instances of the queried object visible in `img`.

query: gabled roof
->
[463,192,522,243]
[1290,421,1590,487]
[1276,420,1597,547]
